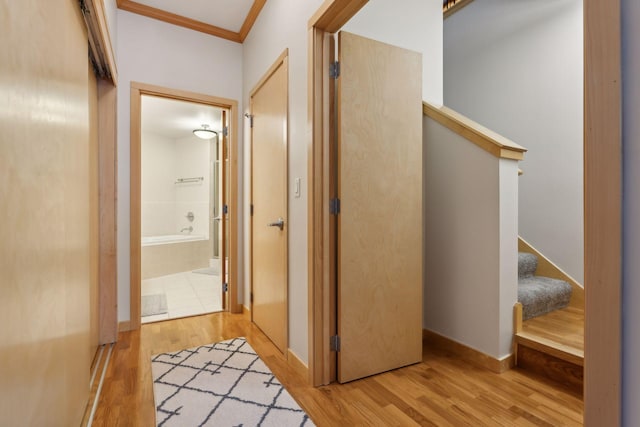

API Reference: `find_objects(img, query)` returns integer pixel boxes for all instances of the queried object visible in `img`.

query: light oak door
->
[337,31,423,383]
[251,54,288,354]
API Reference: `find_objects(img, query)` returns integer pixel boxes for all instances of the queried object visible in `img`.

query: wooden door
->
[337,32,423,383]
[251,54,288,353]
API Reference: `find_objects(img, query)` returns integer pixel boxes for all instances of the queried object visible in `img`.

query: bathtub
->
[142,234,206,247]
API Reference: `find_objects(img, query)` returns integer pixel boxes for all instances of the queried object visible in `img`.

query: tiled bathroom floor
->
[141,271,223,323]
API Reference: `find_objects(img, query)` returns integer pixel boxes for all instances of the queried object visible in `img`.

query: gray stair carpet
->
[518,252,572,320]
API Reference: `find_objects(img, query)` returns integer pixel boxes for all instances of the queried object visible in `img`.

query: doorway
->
[308,1,622,425]
[139,95,226,323]
[130,82,241,331]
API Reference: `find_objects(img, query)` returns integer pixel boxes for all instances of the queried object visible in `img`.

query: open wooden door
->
[250,53,289,353]
[337,31,423,383]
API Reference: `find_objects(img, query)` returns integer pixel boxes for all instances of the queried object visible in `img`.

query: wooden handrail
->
[423,102,527,160]
[443,0,475,18]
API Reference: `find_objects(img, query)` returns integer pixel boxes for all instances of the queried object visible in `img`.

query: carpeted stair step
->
[518,252,538,278]
[518,252,572,320]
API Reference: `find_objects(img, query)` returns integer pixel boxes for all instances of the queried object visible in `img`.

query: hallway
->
[91,312,583,426]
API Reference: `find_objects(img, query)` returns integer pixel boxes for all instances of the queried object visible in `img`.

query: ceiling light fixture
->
[193,124,218,140]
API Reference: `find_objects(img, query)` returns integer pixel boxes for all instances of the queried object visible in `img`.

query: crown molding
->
[116,0,266,43]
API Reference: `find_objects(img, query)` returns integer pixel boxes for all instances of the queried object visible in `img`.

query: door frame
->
[249,49,290,350]
[129,82,241,331]
[307,0,622,425]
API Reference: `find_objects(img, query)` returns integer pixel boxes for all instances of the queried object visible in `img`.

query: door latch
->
[267,217,285,230]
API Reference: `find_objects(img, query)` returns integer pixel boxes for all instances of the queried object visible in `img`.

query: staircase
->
[514,248,584,395]
[518,252,572,320]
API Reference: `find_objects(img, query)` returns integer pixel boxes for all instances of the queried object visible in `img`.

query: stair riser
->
[516,345,583,396]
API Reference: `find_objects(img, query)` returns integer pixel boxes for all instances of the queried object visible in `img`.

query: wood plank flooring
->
[92,312,583,426]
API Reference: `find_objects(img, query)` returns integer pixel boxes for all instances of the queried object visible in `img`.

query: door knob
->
[267,217,285,230]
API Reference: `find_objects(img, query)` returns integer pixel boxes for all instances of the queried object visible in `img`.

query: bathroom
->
[140,95,226,323]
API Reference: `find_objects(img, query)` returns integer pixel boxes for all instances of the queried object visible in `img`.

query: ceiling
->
[116,0,266,43]
[141,95,223,140]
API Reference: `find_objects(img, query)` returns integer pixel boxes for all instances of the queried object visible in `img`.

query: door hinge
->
[250,204,254,216]
[223,204,228,215]
[223,126,229,137]
[330,198,341,215]
[330,335,341,352]
[250,292,253,303]
[330,61,340,79]
[223,283,228,292]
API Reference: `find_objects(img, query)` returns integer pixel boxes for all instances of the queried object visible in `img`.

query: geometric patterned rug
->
[151,337,315,426]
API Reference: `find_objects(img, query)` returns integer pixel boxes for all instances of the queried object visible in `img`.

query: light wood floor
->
[92,312,583,426]
[522,306,584,353]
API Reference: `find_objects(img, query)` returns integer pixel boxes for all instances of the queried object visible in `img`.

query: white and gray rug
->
[142,294,168,317]
[151,337,314,426]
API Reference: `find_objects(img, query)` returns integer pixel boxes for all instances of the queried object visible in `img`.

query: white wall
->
[141,133,210,238]
[141,132,176,236]
[444,0,584,284]
[342,0,443,105]
[116,10,243,322]
[423,116,519,358]
[622,0,640,424]
[103,0,118,60]
[174,135,211,238]
[242,0,443,365]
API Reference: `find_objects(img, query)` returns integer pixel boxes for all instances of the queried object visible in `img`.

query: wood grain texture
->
[443,0,475,19]
[307,26,331,386]
[337,31,422,382]
[423,329,514,374]
[129,82,241,329]
[116,0,265,44]
[129,84,142,331]
[287,348,310,381]
[423,102,527,160]
[0,1,91,424]
[517,346,583,397]
[521,306,584,359]
[307,0,372,389]
[239,0,266,42]
[116,0,241,42]
[85,0,118,83]
[89,65,101,356]
[250,53,289,354]
[98,79,118,344]
[514,302,523,334]
[226,105,241,313]
[584,0,622,424]
[516,332,583,367]
[91,312,583,426]
[309,0,368,32]
[519,237,584,309]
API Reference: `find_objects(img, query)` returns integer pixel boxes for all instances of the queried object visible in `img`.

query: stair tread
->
[516,306,584,366]
[518,276,572,320]
[516,332,583,366]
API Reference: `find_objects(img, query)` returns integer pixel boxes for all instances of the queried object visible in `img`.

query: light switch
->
[294,178,301,198]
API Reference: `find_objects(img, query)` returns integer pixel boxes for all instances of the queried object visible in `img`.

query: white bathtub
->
[142,234,207,247]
